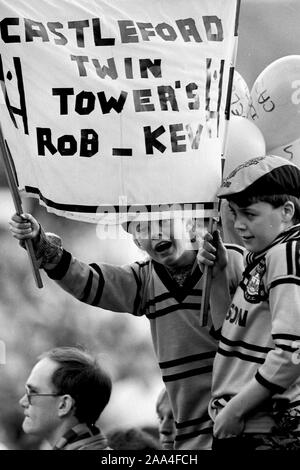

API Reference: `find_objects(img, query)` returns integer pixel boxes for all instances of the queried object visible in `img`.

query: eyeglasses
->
[24,388,60,405]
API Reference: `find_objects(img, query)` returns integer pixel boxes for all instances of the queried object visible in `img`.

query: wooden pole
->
[199,2,240,325]
[199,217,218,326]
[0,125,43,288]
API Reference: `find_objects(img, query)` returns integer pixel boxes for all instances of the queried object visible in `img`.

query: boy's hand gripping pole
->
[0,125,43,288]
[199,217,218,326]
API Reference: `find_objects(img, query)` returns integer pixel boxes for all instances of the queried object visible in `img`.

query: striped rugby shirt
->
[210,224,300,432]
[41,235,244,449]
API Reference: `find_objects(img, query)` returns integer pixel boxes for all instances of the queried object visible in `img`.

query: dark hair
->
[107,427,161,450]
[39,347,112,425]
[228,193,300,224]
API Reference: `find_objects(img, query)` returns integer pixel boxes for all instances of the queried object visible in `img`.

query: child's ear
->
[282,201,295,222]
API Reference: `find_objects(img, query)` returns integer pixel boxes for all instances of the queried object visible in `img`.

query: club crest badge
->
[244,260,267,303]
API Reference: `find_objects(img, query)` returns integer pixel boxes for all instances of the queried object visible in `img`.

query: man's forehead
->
[26,357,57,389]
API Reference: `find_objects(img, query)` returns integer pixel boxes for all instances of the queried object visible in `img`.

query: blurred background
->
[1,0,300,449]
[0,195,163,449]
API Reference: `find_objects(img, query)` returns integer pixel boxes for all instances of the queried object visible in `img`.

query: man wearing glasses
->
[19,346,112,450]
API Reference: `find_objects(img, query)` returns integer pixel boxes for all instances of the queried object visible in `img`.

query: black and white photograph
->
[0,0,300,461]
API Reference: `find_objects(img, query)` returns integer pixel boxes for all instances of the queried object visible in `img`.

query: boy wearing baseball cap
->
[199,155,300,451]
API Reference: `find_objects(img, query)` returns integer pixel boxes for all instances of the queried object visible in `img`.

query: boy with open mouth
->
[10,211,244,449]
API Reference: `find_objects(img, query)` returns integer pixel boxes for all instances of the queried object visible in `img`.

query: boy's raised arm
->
[9,212,143,315]
[9,213,63,269]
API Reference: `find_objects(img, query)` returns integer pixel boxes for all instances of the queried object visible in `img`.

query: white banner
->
[0,0,240,223]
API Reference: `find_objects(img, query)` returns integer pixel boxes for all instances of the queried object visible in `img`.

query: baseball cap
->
[217,155,300,199]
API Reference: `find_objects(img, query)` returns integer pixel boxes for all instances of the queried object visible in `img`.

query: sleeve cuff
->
[255,371,286,394]
[44,250,72,280]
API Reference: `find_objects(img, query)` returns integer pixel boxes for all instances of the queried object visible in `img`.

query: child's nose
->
[234,217,246,231]
[160,417,174,435]
[150,221,162,239]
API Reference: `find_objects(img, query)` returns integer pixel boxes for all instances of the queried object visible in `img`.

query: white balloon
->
[223,116,266,177]
[231,70,251,118]
[249,55,300,151]
[270,137,300,166]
